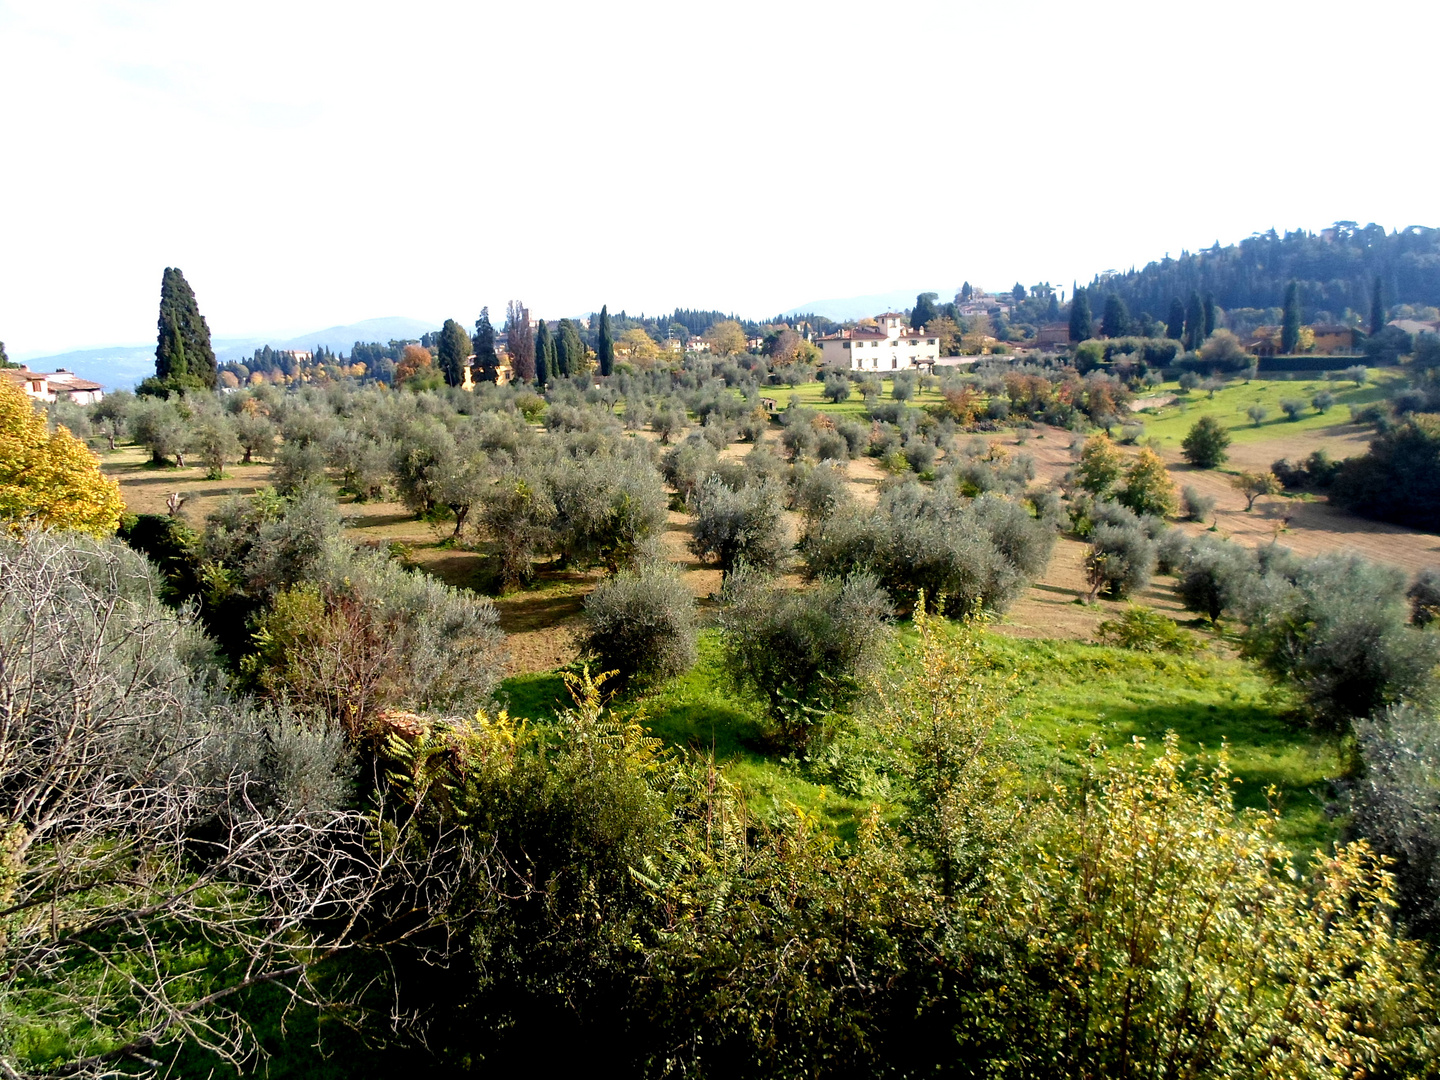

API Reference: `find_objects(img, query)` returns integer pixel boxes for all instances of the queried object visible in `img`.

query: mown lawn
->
[498,621,1345,855]
[1133,372,1397,449]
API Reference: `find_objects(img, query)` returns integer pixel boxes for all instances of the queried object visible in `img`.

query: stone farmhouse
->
[816,313,940,372]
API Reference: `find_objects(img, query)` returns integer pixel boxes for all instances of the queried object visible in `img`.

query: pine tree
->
[597,305,614,377]
[1011,283,1026,306]
[1068,288,1092,342]
[506,301,535,382]
[154,267,216,390]
[437,318,471,387]
[534,319,553,387]
[1370,276,1385,335]
[1102,293,1130,338]
[1281,281,1302,354]
[1167,297,1185,340]
[1203,293,1217,337]
[472,307,499,383]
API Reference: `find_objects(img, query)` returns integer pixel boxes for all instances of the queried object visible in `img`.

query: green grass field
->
[498,622,1343,854]
[1133,372,1398,450]
[771,378,946,418]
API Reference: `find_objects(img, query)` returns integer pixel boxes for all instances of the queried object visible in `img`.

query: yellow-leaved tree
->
[0,378,123,536]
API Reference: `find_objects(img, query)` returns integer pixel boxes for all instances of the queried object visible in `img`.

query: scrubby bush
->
[1075,434,1123,496]
[1085,521,1154,599]
[1332,415,1440,531]
[718,565,891,749]
[1408,567,1440,626]
[1279,398,1305,421]
[822,374,852,403]
[661,435,719,501]
[551,453,667,570]
[689,476,788,575]
[1116,448,1177,518]
[792,461,853,523]
[1241,553,1440,730]
[1095,605,1199,653]
[1176,538,1255,622]
[581,562,697,684]
[1154,528,1190,574]
[1350,704,1440,934]
[1180,484,1215,522]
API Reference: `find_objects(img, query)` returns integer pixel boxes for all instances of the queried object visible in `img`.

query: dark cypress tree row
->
[1184,291,1205,351]
[1068,288,1092,342]
[472,307,499,383]
[154,267,216,390]
[960,281,973,302]
[597,305,614,377]
[534,319,553,387]
[437,319,471,387]
[1281,281,1302,354]
[1371,276,1386,335]
[1203,293,1217,337]
[1101,293,1130,338]
[1166,297,1185,340]
[555,319,584,377]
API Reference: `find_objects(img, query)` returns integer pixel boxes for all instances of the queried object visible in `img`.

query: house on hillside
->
[1390,318,1440,337]
[1035,323,1070,349]
[1309,325,1359,355]
[816,313,940,372]
[0,366,105,404]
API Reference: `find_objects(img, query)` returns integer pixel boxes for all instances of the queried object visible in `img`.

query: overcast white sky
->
[2,0,1436,357]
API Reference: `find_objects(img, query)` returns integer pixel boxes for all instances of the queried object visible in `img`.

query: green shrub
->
[1180,415,1231,468]
[717,566,891,750]
[1095,605,1200,653]
[689,476,788,575]
[581,563,697,684]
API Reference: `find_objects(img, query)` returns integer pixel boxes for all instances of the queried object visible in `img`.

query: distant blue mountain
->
[21,316,440,389]
[782,289,950,322]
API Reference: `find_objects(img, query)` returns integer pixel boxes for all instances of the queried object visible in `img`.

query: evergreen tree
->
[0,341,9,367]
[1371,276,1386,335]
[1167,297,1185,340]
[597,305,614,377]
[556,319,585,377]
[506,301,535,382]
[1281,281,1302,354]
[912,292,939,329]
[1184,291,1205,351]
[960,281,972,303]
[437,318,471,387]
[1203,292,1217,337]
[534,319,553,387]
[472,307,499,383]
[1011,282,1026,306]
[1046,293,1061,321]
[154,267,216,390]
[1068,288,1092,343]
[1101,293,1130,338]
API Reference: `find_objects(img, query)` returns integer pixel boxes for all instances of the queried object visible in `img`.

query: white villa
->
[1,366,105,404]
[816,313,940,372]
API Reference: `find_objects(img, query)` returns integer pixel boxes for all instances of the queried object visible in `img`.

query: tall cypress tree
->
[1184,291,1205,351]
[597,305,614,377]
[506,301,535,383]
[1166,297,1185,340]
[534,319,553,387]
[1203,293,1217,338]
[437,318,471,387]
[472,307,499,383]
[960,282,972,303]
[556,319,585,378]
[1370,276,1385,335]
[912,292,939,328]
[1281,281,1302,354]
[1101,293,1130,338]
[1068,288,1092,342]
[154,267,216,390]
[1046,293,1060,321]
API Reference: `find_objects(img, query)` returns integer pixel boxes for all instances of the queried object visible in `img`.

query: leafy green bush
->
[718,566,891,749]
[1180,415,1231,468]
[689,475,788,575]
[581,562,697,684]
[1095,605,1200,653]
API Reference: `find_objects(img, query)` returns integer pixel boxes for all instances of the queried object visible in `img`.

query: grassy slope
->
[1129,373,1396,449]
[771,378,946,418]
[498,623,1342,855]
